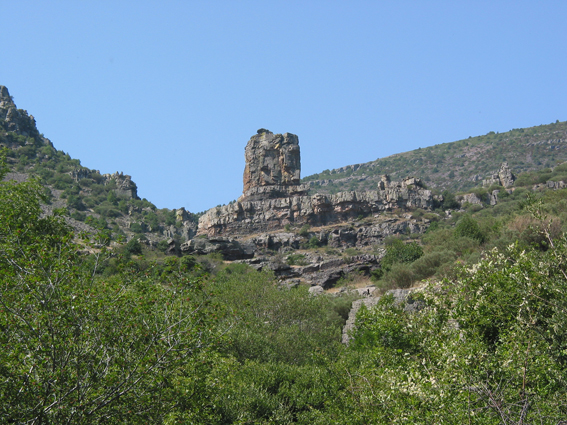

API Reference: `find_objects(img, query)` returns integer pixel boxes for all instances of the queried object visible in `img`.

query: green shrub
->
[410,249,456,281]
[130,222,145,234]
[287,253,308,266]
[442,190,460,210]
[298,224,311,237]
[125,238,143,255]
[382,262,415,289]
[70,211,86,221]
[381,238,423,271]
[308,236,320,249]
[454,214,485,243]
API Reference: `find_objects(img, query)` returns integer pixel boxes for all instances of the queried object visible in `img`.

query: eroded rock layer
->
[198,177,435,236]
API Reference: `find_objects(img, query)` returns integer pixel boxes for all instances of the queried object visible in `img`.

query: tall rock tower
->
[239,129,309,201]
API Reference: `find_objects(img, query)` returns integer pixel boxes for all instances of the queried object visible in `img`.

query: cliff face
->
[199,184,434,237]
[198,129,435,237]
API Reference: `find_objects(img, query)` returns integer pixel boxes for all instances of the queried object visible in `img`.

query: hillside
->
[0,85,195,251]
[303,120,567,194]
[3,85,567,422]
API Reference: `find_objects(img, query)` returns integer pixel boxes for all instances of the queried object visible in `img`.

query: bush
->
[381,238,423,271]
[308,236,320,249]
[157,240,170,253]
[130,222,145,234]
[454,214,485,243]
[382,262,415,289]
[442,190,460,210]
[298,224,311,237]
[411,249,456,281]
[125,237,143,255]
[287,253,308,266]
[70,211,86,221]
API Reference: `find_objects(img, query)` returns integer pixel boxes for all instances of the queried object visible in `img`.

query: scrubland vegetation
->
[2,145,567,423]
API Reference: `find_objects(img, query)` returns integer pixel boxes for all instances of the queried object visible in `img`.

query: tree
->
[347,211,567,423]
[454,214,485,243]
[0,151,219,423]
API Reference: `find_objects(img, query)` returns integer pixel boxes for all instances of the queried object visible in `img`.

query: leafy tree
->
[125,237,143,255]
[441,189,460,210]
[381,238,423,271]
[0,152,219,423]
[454,214,485,243]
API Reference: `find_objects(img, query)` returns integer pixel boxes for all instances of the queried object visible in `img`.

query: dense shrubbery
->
[4,146,567,423]
[0,154,219,423]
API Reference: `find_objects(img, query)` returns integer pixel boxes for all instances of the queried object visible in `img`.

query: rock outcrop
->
[483,162,516,188]
[240,129,309,201]
[0,85,51,146]
[102,172,138,199]
[199,176,435,237]
[457,192,483,207]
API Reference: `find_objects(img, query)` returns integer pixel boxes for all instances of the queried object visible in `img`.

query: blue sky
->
[2,1,566,212]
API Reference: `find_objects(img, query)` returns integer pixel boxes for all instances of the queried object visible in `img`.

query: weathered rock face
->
[0,85,48,144]
[483,162,516,188]
[457,192,483,207]
[180,237,255,260]
[0,86,12,105]
[240,129,309,201]
[198,176,434,237]
[102,172,138,199]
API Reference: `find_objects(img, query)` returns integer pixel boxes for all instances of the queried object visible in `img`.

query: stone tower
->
[239,129,309,201]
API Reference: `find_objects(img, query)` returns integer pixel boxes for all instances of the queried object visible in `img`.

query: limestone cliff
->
[483,162,516,188]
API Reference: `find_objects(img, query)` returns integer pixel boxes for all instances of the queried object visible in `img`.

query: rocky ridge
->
[186,130,437,290]
[198,131,436,238]
[303,121,567,195]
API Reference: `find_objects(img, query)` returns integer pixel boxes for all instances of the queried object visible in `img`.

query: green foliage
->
[125,237,143,255]
[303,121,567,196]
[157,239,170,253]
[352,294,418,353]
[345,234,567,422]
[298,224,311,237]
[454,214,485,242]
[0,159,219,423]
[207,267,347,365]
[441,189,460,210]
[129,222,145,234]
[286,253,308,266]
[308,235,321,249]
[381,238,423,271]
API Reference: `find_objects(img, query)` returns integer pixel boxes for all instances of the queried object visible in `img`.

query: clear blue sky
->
[2,1,566,212]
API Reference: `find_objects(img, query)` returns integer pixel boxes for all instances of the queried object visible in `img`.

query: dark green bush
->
[381,238,423,271]
[125,238,143,255]
[454,215,485,243]
[307,236,320,249]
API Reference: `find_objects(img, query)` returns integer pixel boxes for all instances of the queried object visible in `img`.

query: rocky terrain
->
[0,85,196,248]
[185,129,439,291]
[198,131,437,237]
[4,83,565,297]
